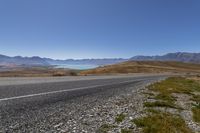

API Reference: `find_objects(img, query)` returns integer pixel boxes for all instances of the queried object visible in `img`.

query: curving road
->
[0,74,167,132]
[0,74,166,104]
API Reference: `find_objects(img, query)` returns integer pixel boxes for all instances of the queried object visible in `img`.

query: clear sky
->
[0,0,200,59]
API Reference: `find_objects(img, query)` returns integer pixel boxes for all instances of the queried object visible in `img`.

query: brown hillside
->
[0,67,78,77]
[80,61,200,75]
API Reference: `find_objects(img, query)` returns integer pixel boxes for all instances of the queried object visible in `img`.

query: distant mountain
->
[44,58,127,65]
[1,52,200,68]
[0,55,49,66]
[0,54,127,67]
[130,52,200,64]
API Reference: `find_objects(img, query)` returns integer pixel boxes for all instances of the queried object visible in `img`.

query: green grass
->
[154,93,176,102]
[132,111,192,133]
[115,113,126,123]
[192,102,200,108]
[144,101,180,109]
[191,95,200,103]
[149,77,200,95]
[192,107,200,123]
[143,92,155,96]
[121,128,133,133]
[145,108,161,114]
[192,102,200,123]
[98,124,116,133]
[134,77,198,133]
[191,94,200,123]
[145,77,200,109]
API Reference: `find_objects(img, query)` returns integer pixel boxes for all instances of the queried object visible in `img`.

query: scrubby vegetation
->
[192,106,200,123]
[121,128,133,133]
[133,77,200,133]
[148,77,200,108]
[192,97,200,123]
[98,124,116,133]
[144,101,180,109]
[149,77,200,95]
[115,113,126,123]
[133,111,192,133]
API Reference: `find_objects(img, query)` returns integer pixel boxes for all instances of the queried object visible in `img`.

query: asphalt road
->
[0,75,165,104]
[0,74,167,132]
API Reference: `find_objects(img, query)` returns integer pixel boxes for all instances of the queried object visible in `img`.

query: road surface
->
[0,74,166,103]
[0,74,167,132]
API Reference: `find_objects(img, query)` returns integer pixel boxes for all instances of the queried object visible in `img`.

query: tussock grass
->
[154,93,176,102]
[147,77,200,109]
[153,77,200,124]
[115,113,126,123]
[98,124,116,133]
[192,107,200,123]
[191,95,200,123]
[121,128,133,133]
[132,111,192,133]
[191,95,200,102]
[144,101,180,109]
[147,77,200,124]
[145,108,160,114]
[143,92,155,96]
[133,77,200,132]
[143,77,195,109]
[149,77,200,95]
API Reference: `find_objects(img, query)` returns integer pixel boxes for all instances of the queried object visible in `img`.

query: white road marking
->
[0,79,143,102]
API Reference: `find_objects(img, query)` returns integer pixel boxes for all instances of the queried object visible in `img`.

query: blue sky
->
[0,0,200,59]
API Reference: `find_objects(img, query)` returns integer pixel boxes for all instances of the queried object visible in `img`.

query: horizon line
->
[1,51,199,60]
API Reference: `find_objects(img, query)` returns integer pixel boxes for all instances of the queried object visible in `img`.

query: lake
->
[54,64,99,70]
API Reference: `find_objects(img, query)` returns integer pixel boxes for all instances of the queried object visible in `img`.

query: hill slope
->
[80,61,200,75]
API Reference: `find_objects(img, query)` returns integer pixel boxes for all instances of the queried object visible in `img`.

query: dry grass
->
[0,67,78,77]
[191,95,200,103]
[147,76,200,126]
[133,111,192,133]
[149,77,200,98]
[133,77,200,132]
[144,101,180,109]
[192,106,200,123]
[191,94,200,123]
[121,128,133,133]
[80,61,200,75]
[188,75,200,81]
[98,124,116,133]
[115,113,126,123]
[147,77,200,109]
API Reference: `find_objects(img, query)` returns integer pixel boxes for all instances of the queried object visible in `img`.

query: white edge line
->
[0,79,143,102]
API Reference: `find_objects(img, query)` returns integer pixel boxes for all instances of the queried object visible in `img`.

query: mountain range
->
[0,54,127,67]
[130,52,200,63]
[0,52,200,67]
[43,58,127,66]
[0,55,49,67]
